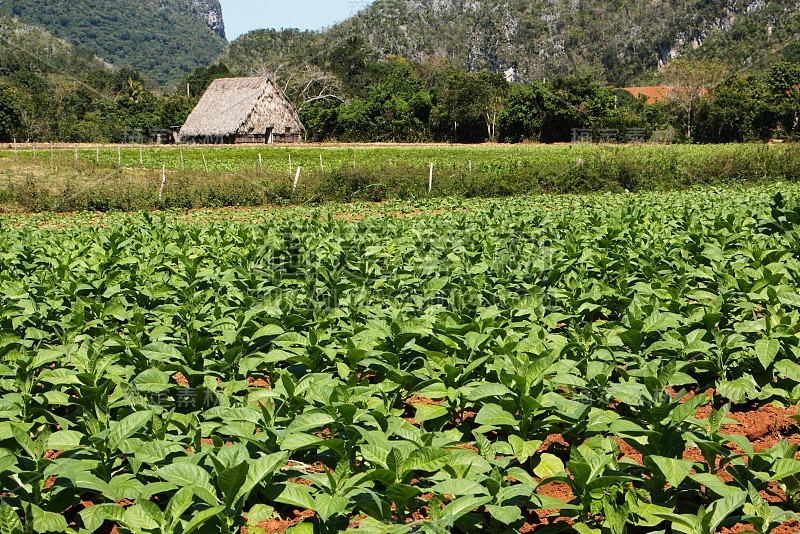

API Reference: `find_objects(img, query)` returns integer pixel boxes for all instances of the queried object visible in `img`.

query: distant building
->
[179,77,304,144]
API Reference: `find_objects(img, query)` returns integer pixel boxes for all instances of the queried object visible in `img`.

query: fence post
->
[293,166,302,191]
[159,164,166,201]
[258,153,263,175]
[289,154,293,176]
[429,163,434,192]
[96,148,99,163]
[139,147,143,166]
[319,153,324,173]
[180,147,185,171]
[202,150,208,173]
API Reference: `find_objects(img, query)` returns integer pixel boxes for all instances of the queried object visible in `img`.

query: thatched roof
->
[179,77,304,140]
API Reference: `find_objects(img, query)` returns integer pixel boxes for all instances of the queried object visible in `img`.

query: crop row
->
[1,185,800,532]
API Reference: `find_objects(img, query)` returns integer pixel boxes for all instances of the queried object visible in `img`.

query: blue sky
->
[221,0,374,39]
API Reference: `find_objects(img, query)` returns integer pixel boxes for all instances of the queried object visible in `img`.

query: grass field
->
[0,143,798,211]
[1,184,800,532]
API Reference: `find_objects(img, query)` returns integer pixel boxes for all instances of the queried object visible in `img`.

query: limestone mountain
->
[319,0,800,85]
[1,0,227,85]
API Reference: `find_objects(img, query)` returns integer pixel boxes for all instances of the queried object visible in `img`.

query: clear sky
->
[221,0,374,40]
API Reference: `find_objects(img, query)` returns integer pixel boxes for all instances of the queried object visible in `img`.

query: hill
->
[316,0,800,85]
[2,0,227,86]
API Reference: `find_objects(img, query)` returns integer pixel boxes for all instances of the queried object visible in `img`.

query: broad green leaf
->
[0,502,23,534]
[645,456,695,488]
[274,482,316,510]
[182,505,225,534]
[108,411,153,451]
[702,492,747,532]
[218,461,249,507]
[534,453,565,479]
[413,403,448,423]
[474,404,517,427]
[47,430,85,450]
[442,495,491,520]
[754,339,781,369]
[431,478,488,496]
[402,447,449,474]
[235,452,289,504]
[485,504,522,525]
[30,505,68,534]
[156,463,217,504]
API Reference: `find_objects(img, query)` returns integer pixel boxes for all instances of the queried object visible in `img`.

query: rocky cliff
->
[186,0,226,39]
[324,0,800,84]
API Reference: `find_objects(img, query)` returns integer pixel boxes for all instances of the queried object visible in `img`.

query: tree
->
[768,62,800,138]
[0,83,22,142]
[663,59,727,140]
[498,83,549,142]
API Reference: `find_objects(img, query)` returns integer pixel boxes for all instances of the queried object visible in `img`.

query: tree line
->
[1,29,799,145]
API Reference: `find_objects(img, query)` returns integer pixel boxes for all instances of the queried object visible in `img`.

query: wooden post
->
[33,146,36,159]
[258,153,263,175]
[202,151,208,173]
[12,139,16,159]
[289,154,293,176]
[49,143,53,165]
[429,163,434,192]
[75,148,79,162]
[159,164,166,201]
[139,147,143,166]
[319,153,324,173]
[117,145,121,168]
[96,148,99,163]
[179,147,184,171]
[353,154,357,172]
[293,166,302,191]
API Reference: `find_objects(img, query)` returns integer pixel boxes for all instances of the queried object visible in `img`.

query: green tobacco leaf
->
[413,403,448,423]
[218,461,249,507]
[441,495,491,521]
[702,492,747,532]
[107,411,153,451]
[402,447,449,474]
[474,404,517,427]
[156,463,217,504]
[122,502,162,532]
[645,456,695,488]
[46,430,85,450]
[486,504,522,525]
[274,482,316,510]
[690,473,741,498]
[315,494,349,521]
[534,453,565,479]
[235,452,289,504]
[0,502,23,534]
[165,487,195,529]
[431,478,488,496]
[30,504,68,533]
[754,339,781,369]
[181,505,225,534]
[717,377,758,404]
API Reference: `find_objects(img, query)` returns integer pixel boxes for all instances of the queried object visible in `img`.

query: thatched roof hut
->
[179,77,304,144]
